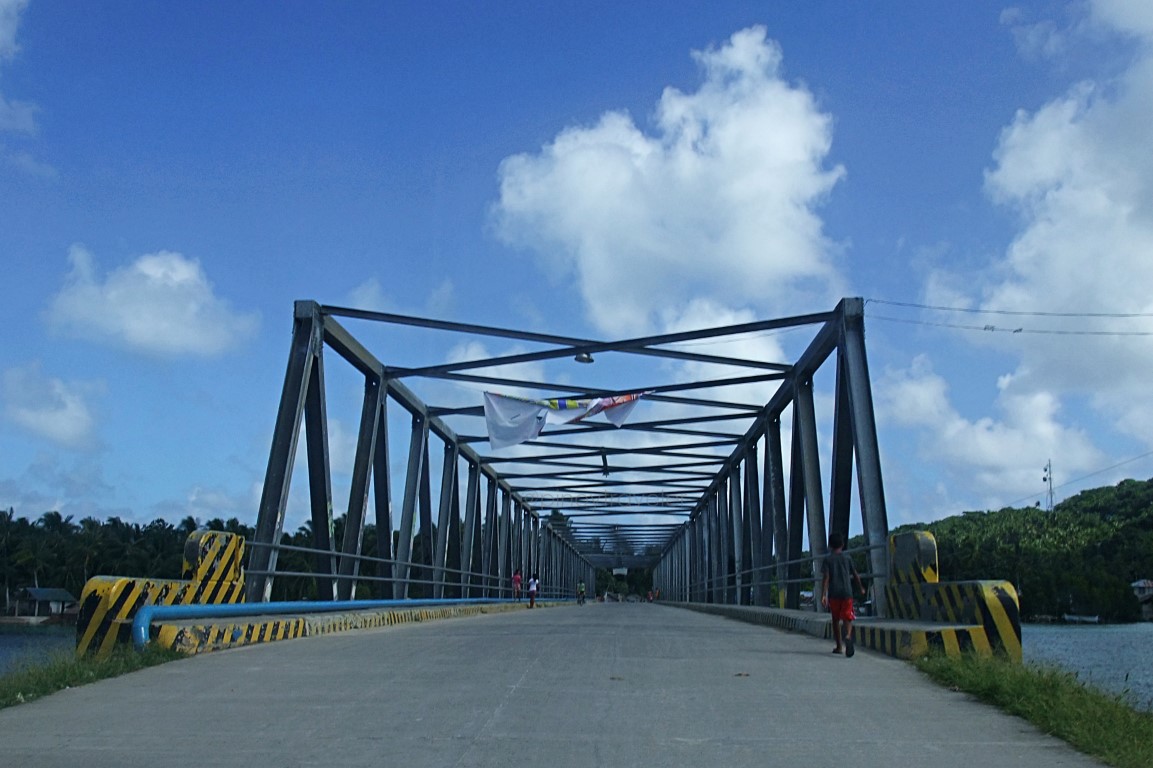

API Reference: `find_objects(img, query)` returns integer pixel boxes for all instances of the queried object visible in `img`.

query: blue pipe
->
[131,598,506,651]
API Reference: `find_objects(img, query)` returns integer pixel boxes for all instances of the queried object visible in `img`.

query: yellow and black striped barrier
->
[884,530,1021,661]
[76,529,245,659]
[158,602,548,655]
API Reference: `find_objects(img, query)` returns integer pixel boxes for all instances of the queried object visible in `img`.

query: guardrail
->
[131,597,507,650]
[686,542,887,609]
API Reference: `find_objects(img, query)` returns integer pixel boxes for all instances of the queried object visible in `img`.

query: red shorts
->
[828,597,855,622]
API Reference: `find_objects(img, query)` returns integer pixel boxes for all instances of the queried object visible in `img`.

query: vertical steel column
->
[445,463,463,598]
[766,416,789,606]
[563,543,570,599]
[482,478,498,597]
[682,521,691,599]
[249,301,323,603]
[695,516,707,602]
[716,483,730,603]
[707,496,722,603]
[796,377,829,602]
[393,413,427,599]
[461,462,481,597]
[841,298,890,615]
[683,523,693,601]
[696,508,705,601]
[786,414,806,609]
[527,507,536,577]
[538,526,549,597]
[681,532,688,601]
[415,438,434,597]
[554,531,562,598]
[728,469,744,604]
[554,537,562,599]
[302,347,337,601]
[534,514,544,585]
[337,373,384,600]
[543,526,553,597]
[552,531,561,597]
[743,446,763,606]
[433,442,459,599]
[371,387,394,599]
[497,492,511,597]
[516,502,525,574]
[828,352,855,541]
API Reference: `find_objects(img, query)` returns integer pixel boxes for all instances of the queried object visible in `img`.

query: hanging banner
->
[483,391,649,449]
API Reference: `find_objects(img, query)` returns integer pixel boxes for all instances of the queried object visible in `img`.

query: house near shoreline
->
[13,587,78,618]
[1132,579,1153,621]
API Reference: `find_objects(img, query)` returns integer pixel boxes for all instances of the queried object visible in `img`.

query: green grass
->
[0,643,184,710]
[915,652,1153,768]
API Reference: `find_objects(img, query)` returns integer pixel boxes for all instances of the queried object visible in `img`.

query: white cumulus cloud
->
[978,3,1153,435]
[493,26,845,337]
[916,0,1153,500]
[0,0,36,135]
[47,245,261,357]
[2,361,99,447]
[878,356,1102,505]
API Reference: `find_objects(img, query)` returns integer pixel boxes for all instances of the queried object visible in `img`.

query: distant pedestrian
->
[512,568,522,601]
[577,579,586,605]
[527,573,539,608]
[821,532,864,657]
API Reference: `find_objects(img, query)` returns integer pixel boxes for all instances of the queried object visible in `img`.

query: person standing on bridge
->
[512,568,522,601]
[821,532,865,657]
[527,573,539,608]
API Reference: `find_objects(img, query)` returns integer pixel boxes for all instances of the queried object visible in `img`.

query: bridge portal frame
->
[247,298,888,615]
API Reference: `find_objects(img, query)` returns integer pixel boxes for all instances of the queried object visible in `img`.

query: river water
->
[2,622,1151,710]
[1022,622,1153,711]
[0,627,75,674]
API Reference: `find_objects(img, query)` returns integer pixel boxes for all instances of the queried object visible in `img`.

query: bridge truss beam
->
[653,298,891,615]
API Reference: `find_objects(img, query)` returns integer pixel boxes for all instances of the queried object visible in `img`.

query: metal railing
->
[684,542,885,611]
[246,540,585,601]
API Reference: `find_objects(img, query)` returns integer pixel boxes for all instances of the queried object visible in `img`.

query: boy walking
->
[821,532,865,657]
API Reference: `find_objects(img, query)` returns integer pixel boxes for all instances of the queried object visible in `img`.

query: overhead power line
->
[868,313,1153,337]
[866,298,1153,318]
[864,297,1153,337]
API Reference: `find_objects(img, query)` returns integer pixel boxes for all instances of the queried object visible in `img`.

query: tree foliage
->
[1,509,193,608]
[6,475,1151,618]
[892,478,1153,621]
[0,506,450,607]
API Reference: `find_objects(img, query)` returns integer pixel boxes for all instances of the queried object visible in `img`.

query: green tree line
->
[0,507,476,608]
[6,476,1151,618]
[890,477,1153,621]
[0,509,253,609]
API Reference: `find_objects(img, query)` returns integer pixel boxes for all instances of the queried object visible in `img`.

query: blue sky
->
[3,1,1153,534]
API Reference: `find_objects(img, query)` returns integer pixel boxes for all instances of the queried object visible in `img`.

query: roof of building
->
[17,587,78,603]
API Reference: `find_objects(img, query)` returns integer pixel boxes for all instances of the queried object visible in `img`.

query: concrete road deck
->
[0,603,1104,767]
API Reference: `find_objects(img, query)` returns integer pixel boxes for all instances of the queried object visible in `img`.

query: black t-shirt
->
[822,551,856,599]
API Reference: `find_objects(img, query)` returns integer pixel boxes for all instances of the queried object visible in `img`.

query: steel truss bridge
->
[248,297,890,613]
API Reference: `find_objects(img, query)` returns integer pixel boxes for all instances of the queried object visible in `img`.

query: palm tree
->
[38,510,77,537]
[16,533,54,589]
[0,507,16,611]
[70,517,108,589]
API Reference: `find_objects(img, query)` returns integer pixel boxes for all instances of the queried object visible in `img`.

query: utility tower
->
[1042,459,1054,512]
